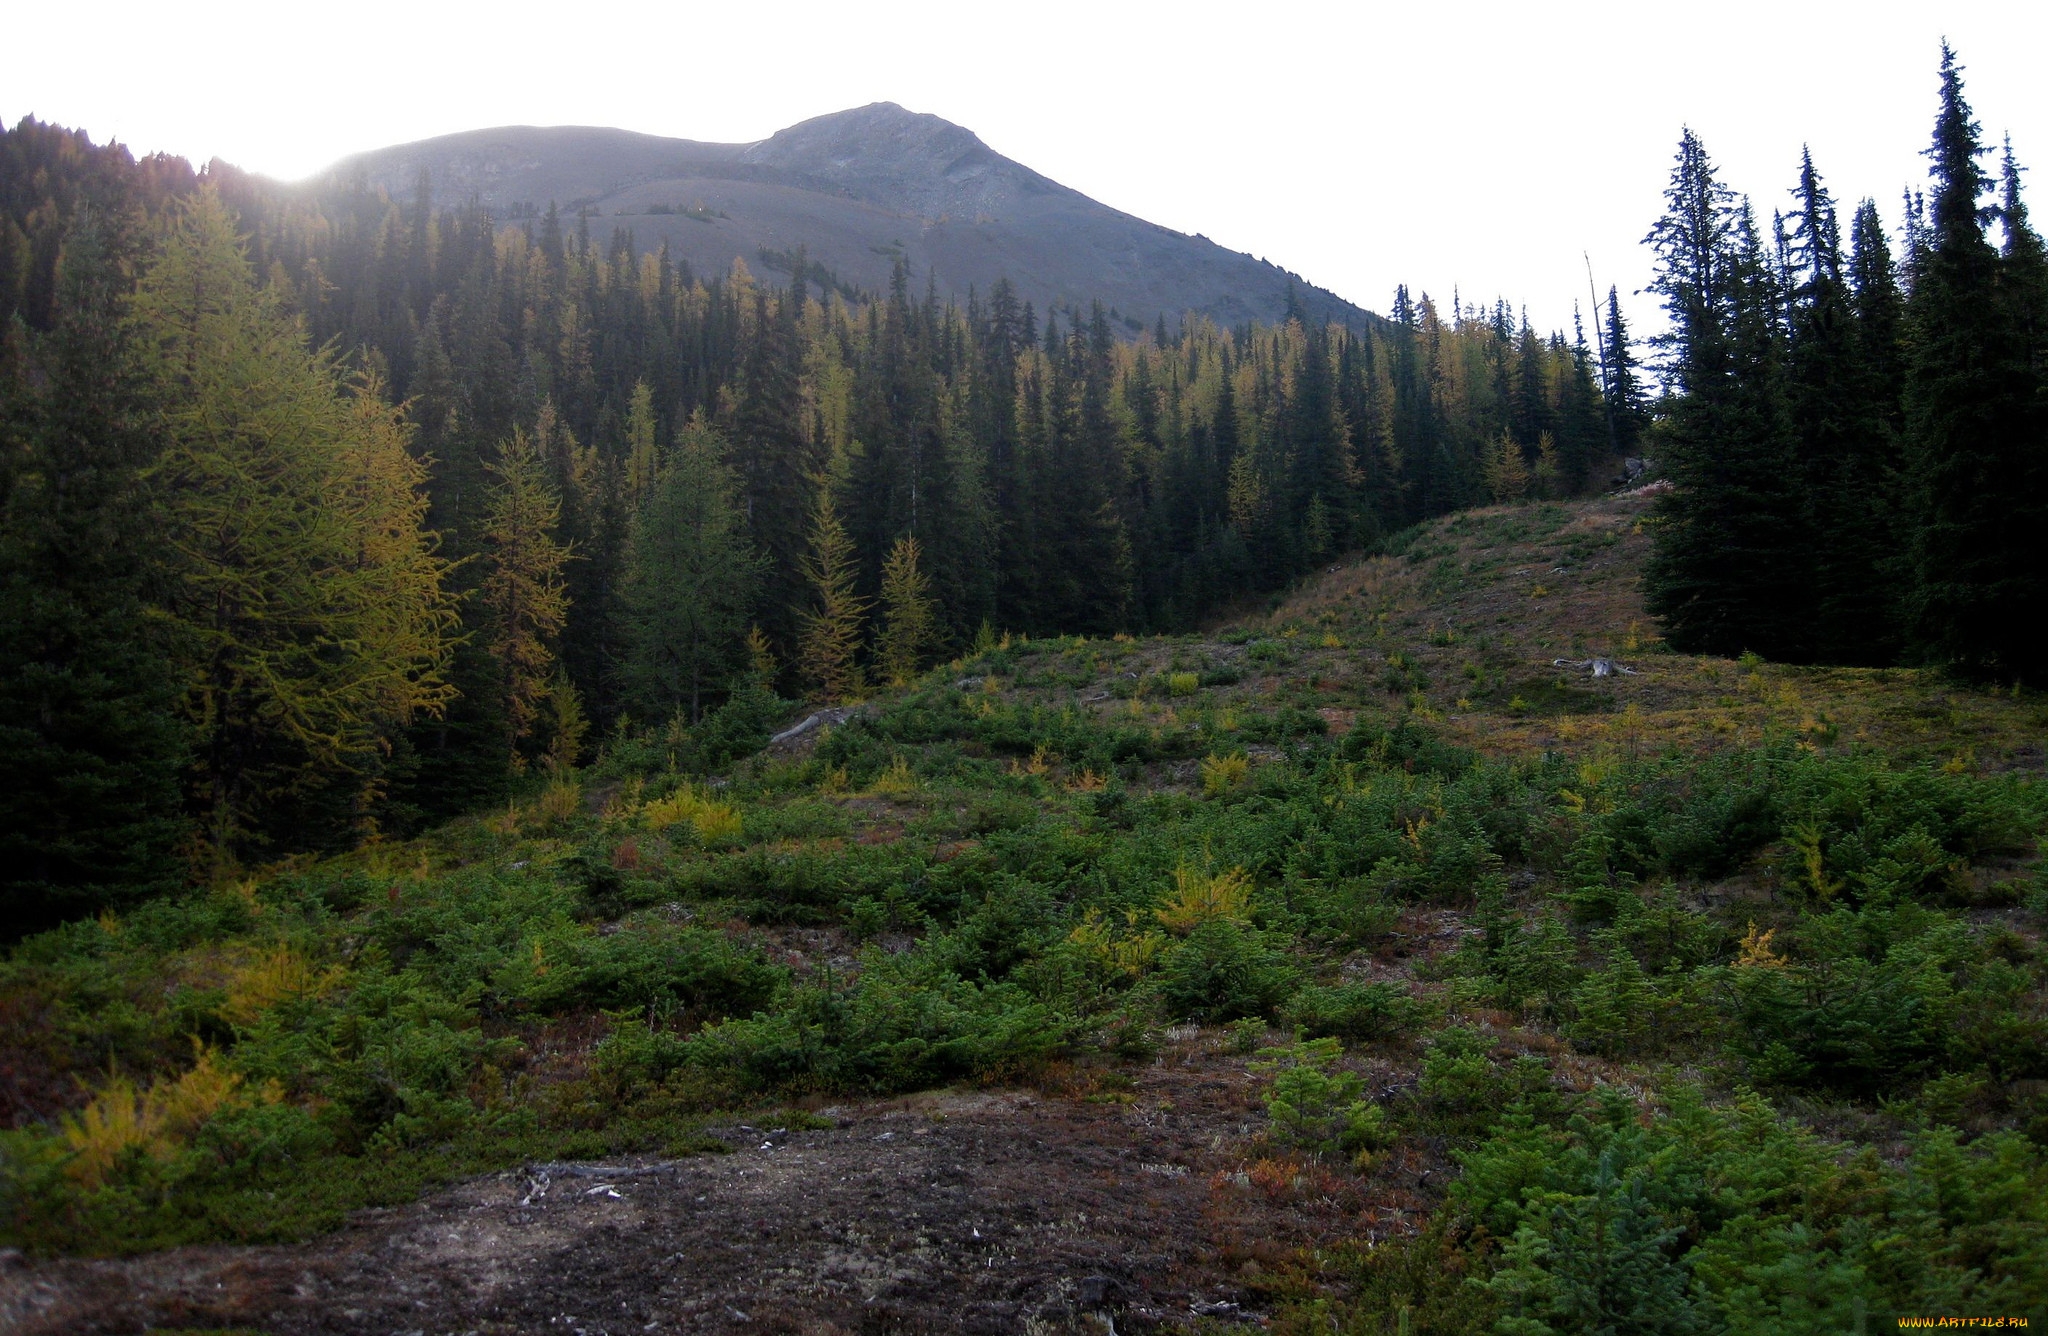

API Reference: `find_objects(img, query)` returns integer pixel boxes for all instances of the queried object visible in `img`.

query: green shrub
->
[1254,1036,1391,1161]
[684,955,1067,1093]
[1156,919,1298,1023]
[1285,981,1427,1043]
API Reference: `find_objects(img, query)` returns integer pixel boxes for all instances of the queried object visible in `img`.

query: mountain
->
[321,103,1379,331]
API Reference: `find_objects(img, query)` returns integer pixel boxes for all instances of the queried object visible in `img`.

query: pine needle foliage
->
[135,188,458,853]
[622,415,764,723]
[1483,430,1532,503]
[480,429,572,767]
[796,495,869,703]
[876,534,938,687]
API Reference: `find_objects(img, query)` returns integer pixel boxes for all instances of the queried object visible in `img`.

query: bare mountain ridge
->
[325,103,1380,332]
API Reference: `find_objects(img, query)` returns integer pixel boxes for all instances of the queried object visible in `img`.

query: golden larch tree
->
[795,495,868,703]
[480,428,573,766]
[875,535,938,687]
[134,187,458,856]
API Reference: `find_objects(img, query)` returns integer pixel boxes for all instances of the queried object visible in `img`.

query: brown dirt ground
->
[0,1034,1442,1336]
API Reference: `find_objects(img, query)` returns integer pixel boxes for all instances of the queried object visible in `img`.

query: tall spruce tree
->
[1642,131,1809,658]
[1902,47,2048,679]
[1785,149,1896,663]
[731,289,814,660]
[1602,287,1648,458]
[0,219,189,931]
[622,414,764,723]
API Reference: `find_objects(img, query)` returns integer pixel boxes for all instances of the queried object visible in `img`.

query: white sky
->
[7,1,2045,337]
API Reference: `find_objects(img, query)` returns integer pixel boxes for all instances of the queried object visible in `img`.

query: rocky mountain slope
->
[322,103,1379,331]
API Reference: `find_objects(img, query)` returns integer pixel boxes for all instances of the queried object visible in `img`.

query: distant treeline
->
[1642,46,2048,679]
[0,116,1638,925]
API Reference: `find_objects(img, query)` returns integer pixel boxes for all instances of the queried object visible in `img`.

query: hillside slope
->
[323,103,1379,331]
[6,494,2045,1333]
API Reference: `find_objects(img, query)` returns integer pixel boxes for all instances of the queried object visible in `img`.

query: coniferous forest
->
[0,116,1631,922]
[1,48,2046,1336]
[1642,46,2048,678]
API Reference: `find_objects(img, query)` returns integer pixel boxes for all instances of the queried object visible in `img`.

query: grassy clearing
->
[4,495,2046,1328]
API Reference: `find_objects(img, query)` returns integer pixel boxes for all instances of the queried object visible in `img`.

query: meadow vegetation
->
[3,496,2045,1332]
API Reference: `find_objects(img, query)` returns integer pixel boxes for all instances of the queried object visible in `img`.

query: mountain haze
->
[325,102,1380,330]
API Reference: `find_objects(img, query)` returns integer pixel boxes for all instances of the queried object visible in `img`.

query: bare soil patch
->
[1,1040,1431,1335]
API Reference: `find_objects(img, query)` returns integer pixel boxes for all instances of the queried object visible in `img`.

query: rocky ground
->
[0,1032,1436,1335]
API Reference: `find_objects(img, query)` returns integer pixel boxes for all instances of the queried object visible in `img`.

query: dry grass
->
[1244,495,2048,773]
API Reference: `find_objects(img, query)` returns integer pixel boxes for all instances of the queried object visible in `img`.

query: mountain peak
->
[743,102,1026,217]
[324,109,1377,332]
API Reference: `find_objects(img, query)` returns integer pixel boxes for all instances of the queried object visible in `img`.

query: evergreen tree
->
[1903,47,2048,679]
[731,289,814,659]
[622,414,764,723]
[1602,286,1649,458]
[1642,132,1809,659]
[1785,149,1896,663]
[0,218,189,930]
[1556,312,1605,494]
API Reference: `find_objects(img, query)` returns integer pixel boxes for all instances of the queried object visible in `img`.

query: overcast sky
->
[7,1,2044,336]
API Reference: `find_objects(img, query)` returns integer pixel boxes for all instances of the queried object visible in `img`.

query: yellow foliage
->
[1067,768,1108,792]
[153,1046,256,1138]
[602,776,645,822]
[222,945,338,1026]
[1166,672,1200,697]
[1483,430,1531,503]
[1735,921,1787,969]
[1156,863,1253,934]
[876,535,938,688]
[796,495,869,704]
[535,777,582,824]
[1786,823,1843,901]
[61,1076,154,1188]
[137,189,460,852]
[1200,752,1250,795]
[869,756,920,798]
[61,1045,275,1188]
[690,802,744,846]
[1068,909,1167,976]
[480,426,573,764]
[1404,815,1431,852]
[642,785,743,845]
